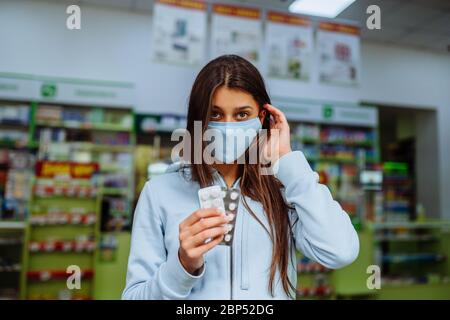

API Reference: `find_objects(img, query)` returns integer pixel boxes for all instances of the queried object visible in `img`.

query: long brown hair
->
[185,54,296,297]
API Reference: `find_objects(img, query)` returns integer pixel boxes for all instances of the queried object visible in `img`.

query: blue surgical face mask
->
[206,117,262,164]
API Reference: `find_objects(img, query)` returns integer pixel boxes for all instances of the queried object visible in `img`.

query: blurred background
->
[0,0,449,300]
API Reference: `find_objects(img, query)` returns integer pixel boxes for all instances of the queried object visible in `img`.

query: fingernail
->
[218,207,225,215]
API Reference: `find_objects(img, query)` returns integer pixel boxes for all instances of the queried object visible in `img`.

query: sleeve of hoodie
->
[274,151,360,269]
[122,179,205,300]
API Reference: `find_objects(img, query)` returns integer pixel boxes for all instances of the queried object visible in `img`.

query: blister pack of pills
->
[198,186,240,246]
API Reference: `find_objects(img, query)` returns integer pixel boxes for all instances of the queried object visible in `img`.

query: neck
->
[213,163,241,188]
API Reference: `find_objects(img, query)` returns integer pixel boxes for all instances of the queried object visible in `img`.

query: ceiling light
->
[289,0,356,18]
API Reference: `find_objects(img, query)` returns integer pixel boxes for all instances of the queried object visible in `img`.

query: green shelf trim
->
[100,188,129,196]
[291,136,319,144]
[320,140,375,147]
[306,157,378,164]
[27,141,39,148]
[45,142,133,153]
[35,120,133,133]
[0,221,26,230]
[383,161,409,171]
[0,72,134,89]
[292,137,375,148]
[371,220,450,230]
[0,122,30,128]
[0,141,30,148]
[141,126,183,134]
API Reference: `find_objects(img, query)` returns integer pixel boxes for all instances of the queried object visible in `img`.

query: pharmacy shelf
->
[35,120,132,133]
[0,141,30,149]
[100,188,130,197]
[374,234,439,242]
[306,157,377,164]
[0,122,29,129]
[22,170,101,300]
[291,136,374,148]
[290,136,319,144]
[372,221,450,230]
[0,221,26,230]
[382,253,446,264]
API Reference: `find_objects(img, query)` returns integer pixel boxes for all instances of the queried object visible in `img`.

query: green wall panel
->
[94,232,131,300]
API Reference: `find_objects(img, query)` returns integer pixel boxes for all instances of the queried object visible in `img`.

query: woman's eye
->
[236,112,249,120]
[210,112,221,120]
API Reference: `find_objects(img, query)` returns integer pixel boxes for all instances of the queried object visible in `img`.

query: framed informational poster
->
[266,12,313,81]
[211,4,262,65]
[317,22,360,86]
[152,0,207,66]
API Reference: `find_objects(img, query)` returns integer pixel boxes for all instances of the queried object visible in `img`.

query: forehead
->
[212,86,258,109]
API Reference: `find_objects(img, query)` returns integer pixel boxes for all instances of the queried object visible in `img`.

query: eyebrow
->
[212,105,253,111]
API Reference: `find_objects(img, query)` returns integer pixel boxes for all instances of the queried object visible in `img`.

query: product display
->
[373,221,450,289]
[0,225,24,300]
[290,120,378,227]
[0,150,36,221]
[35,104,135,233]
[382,162,413,222]
[0,103,30,147]
[22,160,100,299]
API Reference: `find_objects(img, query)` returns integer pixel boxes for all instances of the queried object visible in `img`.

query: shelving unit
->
[0,101,32,148]
[34,104,135,232]
[0,101,37,299]
[296,252,333,300]
[133,113,185,197]
[0,222,25,299]
[373,221,450,291]
[275,101,380,299]
[0,100,37,222]
[21,161,101,300]
[288,120,379,228]
[382,162,414,222]
[0,74,136,299]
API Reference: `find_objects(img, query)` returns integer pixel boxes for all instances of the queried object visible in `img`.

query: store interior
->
[0,0,449,300]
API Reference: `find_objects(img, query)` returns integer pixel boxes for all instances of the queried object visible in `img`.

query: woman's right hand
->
[178,208,232,275]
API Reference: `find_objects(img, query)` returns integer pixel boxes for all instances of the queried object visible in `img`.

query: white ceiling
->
[337,0,450,53]
[74,0,450,53]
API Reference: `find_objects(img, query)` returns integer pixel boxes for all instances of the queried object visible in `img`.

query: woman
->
[122,55,359,300]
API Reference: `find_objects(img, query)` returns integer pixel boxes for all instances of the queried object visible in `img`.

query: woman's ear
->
[259,108,267,124]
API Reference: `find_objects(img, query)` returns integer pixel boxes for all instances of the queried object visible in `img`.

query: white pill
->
[211,188,221,198]
[201,192,210,201]
[212,198,223,207]
[230,192,239,200]
[224,234,231,242]
[226,224,233,232]
[227,213,235,221]
[203,200,212,208]
[228,203,237,211]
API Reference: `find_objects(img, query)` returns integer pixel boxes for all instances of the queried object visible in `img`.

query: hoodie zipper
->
[213,171,240,300]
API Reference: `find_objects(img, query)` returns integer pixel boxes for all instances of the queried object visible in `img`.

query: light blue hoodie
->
[122,151,359,300]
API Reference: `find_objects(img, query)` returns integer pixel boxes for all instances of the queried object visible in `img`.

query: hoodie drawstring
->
[240,198,250,290]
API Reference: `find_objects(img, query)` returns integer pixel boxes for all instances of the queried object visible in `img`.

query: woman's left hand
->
[261,103,292,163]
